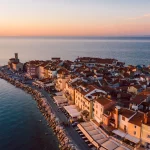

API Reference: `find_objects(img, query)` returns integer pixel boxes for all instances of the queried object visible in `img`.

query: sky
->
[0,0,150,36]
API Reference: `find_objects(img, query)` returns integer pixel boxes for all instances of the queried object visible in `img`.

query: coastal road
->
[1,69,91,150]
[38,89,91,150]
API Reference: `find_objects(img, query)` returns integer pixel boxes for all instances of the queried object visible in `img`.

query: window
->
[124,125,126,132]
[122,116,125,121]
[134,131,136,135]
[147,135,150,138]
[134,125,136,128]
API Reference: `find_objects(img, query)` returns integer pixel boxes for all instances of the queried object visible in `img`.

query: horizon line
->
[0,35,150,39]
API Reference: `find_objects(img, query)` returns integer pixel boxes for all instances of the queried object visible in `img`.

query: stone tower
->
[15,53,18,60]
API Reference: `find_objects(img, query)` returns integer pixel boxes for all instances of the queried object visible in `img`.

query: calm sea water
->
[0,37,150,65]
[0,79,59,150]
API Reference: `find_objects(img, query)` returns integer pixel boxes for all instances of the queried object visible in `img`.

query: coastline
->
[0,70,78,150]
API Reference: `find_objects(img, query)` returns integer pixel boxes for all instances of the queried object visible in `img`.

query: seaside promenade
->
[0,67,90,150]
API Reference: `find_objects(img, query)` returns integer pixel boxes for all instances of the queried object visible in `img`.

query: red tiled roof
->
[129,112,144,127]
[120,108,135,118]
[130,95,148,105]
[75,57,118,64]
[96,97,114,106]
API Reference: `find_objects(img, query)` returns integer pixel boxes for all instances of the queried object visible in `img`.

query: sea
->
[0,37,150,150]
[0,37,150,66]
[0,79,59,150]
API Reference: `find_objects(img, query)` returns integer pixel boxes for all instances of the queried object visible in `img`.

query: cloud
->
[127,13,150,20]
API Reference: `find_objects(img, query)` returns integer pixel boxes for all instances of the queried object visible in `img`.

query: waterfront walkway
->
[0,67,91,150]
[35,88,91,150]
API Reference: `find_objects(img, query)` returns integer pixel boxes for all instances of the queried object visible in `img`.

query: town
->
[1,53,150,150]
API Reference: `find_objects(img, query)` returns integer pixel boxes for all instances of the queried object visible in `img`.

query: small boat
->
[38,120,42,122]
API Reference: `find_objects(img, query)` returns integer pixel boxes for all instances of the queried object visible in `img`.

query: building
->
[75,84,107,120]
[141,112,150,147]
[8,53,23,71]
[12,62,23,71]
[55,68,70,91]
[118,108,136,133]
[26,61,42,78]
[93,97,115,124]
[128,112,144,139]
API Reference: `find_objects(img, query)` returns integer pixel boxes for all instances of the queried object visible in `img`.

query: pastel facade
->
[12,62,23,71]
[75,85,107,120]
[48,69,57,78]
[141,112,150,146]
[93,97,115,124]
[118,109,135,133]
[27,63,39,78]
[38,66,45,79]
[55,76,70,91]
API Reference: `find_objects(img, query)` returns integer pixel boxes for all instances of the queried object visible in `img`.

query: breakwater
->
[0,71,77,150]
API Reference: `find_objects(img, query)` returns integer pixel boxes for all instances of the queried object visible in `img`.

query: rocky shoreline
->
[0,71,77,150]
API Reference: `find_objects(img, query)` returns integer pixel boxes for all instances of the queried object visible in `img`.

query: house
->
[128,85,143,95]
[141,112,150,147]
[64,77,80,104]
[38,62,50,79]
[55,68,70,91]
[118,108,135,133]
[12,62,23,71]
[75,84,107,120]
[93,97,115,124]
[26,61,43,78]
[102,106,120,129]
[47,67,57,78]
[129,95,148,110]
[128,112,144,139]
[75,57,118,67]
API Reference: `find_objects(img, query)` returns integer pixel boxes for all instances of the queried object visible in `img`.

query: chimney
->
[144,113,148,124]
[15,53,18,60]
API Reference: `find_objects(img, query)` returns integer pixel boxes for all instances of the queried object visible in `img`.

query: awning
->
[84,126,95,131]
[70,112,81,118]
[77,124,94,143]
[101,140,119,150]
[125,134,140,143]
[81,122,92,127]
[97,138,108,144]
[114,146,130,150]
[64,105,81,118]
[112,130,127,138]
[92,134,104,140]
[53,96,67,105]
[88,130,99,136]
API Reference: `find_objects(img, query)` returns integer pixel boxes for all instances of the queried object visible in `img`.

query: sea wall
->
[0,71,76,150]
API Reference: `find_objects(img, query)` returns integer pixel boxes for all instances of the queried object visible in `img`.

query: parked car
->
[71,122,78,127]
